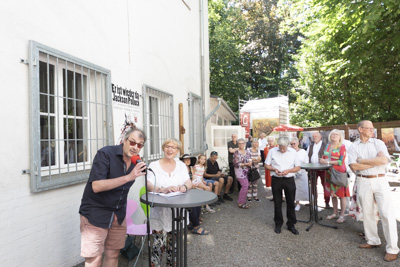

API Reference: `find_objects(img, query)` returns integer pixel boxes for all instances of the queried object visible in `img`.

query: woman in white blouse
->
[147,138,192,266]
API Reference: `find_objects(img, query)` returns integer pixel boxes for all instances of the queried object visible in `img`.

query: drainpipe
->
[199,0,207,150]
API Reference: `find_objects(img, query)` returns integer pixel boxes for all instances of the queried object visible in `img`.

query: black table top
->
[140,189,218,208]
[301,163,332,170]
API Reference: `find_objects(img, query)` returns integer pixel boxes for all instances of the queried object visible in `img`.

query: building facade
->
[0,0,210,266]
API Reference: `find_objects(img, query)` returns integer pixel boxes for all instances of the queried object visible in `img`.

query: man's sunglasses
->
[128,139,144,149]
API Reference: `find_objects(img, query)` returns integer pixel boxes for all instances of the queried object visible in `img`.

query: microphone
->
[131,155,142,164]
[131,155,152,172]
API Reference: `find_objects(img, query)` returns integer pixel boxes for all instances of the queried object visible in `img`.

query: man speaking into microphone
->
[79,127,147,267]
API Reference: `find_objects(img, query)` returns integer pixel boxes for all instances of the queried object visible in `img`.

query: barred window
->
[143,85,174,162]
[29,41,112,192]
[188,92,204,155]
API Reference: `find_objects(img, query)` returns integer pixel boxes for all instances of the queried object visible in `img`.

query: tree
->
[208,0,301,112]
[286,0,400,126]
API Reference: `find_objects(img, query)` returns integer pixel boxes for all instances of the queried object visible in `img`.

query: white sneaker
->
[295,204,301,211]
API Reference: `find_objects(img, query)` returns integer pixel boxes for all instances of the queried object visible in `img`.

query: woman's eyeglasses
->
[128,139,144,148]
[290,143,296,146]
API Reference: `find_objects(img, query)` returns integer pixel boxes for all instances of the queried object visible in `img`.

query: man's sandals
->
[191,226,209,235]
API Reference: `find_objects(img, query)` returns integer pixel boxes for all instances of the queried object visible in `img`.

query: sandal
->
[238,204,250,209]
[253,197,261,202]
[336,216,345,224]
[247,197,252,202]
[191,226,209,235]
[326,214,338,220]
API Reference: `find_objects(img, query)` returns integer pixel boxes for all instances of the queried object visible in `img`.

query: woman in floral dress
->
[233,138,252,209]
[319,129,350,224]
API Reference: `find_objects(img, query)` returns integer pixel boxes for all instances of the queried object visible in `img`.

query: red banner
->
[240,112,250,137]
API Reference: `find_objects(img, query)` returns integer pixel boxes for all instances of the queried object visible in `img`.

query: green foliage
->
[208,0,301,113]
[286,0,400,126]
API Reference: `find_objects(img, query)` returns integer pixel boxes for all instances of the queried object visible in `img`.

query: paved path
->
[75,168,400,266]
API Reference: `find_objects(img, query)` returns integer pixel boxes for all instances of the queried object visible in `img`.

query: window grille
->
[29,41,112,192]
[188,92,204,155]
[142,85,174,162]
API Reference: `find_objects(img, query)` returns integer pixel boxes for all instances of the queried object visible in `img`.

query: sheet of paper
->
[148,191,185,198]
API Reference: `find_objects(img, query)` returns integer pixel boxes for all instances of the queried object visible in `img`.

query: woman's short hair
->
[267,136,275,142]
[124,127,147,143]
[291,137,299,143]
[162,138,182,151]
[237,138,246,144]
[328,129,343,144]
[277,137,290,146]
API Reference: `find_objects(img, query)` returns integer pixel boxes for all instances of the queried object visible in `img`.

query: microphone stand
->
[144,171,151,267]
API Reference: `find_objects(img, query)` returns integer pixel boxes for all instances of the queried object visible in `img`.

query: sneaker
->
[223,194,233,201]
[295,204,301,211]
[315,206,323,212]
[218,196,225,203]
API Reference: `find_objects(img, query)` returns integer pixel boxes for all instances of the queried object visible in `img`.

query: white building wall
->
[0,0,209,266]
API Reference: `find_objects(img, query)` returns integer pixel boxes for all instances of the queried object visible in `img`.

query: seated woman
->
[146,139,202,266]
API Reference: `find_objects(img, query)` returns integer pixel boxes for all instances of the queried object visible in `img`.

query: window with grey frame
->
[29,41,113,192]
[142,85,174,162]
[188,92,204,155]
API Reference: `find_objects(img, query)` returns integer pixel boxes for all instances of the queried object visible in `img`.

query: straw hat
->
[179,154,196,166]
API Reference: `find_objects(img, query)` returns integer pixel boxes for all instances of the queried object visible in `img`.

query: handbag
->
[330,168,348,187]
[248,166,260,182]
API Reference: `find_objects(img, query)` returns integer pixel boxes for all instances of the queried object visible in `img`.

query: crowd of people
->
[77,120,399,267]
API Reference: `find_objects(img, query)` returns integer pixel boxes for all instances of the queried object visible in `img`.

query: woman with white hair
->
[234,138,252,209]
[147,138,194,265]
[319,129,350,224]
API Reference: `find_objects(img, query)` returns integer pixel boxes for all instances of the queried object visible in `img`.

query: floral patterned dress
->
[322,144,350,198]
[233,150,252,179]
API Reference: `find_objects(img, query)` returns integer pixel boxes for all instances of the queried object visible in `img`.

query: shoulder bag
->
[248,165,260,182]
[330,168,348,187]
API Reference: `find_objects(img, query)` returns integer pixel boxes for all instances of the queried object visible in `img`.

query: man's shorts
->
[209,175,229,185]
[80,215,126,258]
[204,179,216,186]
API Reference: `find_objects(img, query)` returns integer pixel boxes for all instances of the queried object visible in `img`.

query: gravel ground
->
[75,169,400,266]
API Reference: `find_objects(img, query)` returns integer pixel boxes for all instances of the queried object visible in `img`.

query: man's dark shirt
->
[206,159,220,175]
[227,141,238,163]
[79,144,135,228]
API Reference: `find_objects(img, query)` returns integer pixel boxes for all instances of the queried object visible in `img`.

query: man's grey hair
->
[291,137,299,143]
[277,137,290,147]
[124,127,147,143]
[267,136,275,141]
[357,120,371,128]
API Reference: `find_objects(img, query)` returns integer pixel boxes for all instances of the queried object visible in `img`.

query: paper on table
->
[149,191,186,198]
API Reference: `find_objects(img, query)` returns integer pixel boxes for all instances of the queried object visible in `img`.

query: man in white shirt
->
[348,120,399,262]
[265,137,301,235]
[307,132,331,209]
